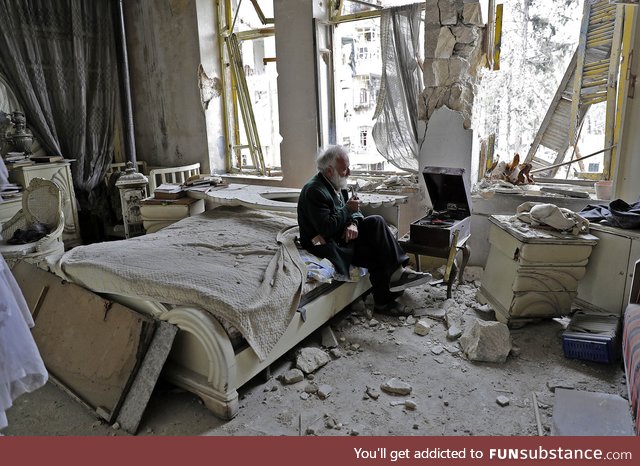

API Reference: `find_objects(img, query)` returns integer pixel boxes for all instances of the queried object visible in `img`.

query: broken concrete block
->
[424,29,441,59]
[448,57,470,84]
[496,395,510,407]
[366,386,380,400]
[329,348,342,359]
[405,315,416,325]
[439,0,459,25]
[432,60,451,87]
[380,378,412,396]
[462,3,483,26]
[431,345,444,355]
[304,383,318,394]
[435,27,456,59]
[296,347,331,374]
[414,306,447,321]
[546,379,575,393]
[404,400,418,410]
[447,325,463,340]
[414,319,431,336]
[281,368,304,385]
[425,0,440,26]
[452,25,477,44]
[459,319,512,363]
[317,384,333,399]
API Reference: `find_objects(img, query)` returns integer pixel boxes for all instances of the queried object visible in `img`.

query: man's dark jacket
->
[297,173,364,276]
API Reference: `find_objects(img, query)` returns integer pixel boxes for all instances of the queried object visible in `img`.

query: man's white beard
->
[330,171,348,190]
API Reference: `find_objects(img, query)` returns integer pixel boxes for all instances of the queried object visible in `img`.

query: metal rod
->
[532,392,544,436]
[231,0,243,34]
[530,145,616,174]
[116,0,137,165]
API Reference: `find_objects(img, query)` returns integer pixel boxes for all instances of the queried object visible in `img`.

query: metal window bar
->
[226,33,266,175]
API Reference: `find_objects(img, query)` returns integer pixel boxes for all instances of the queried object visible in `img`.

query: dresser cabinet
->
[9,162,81,247]
[479,215,598,325]
[576,224,640,316]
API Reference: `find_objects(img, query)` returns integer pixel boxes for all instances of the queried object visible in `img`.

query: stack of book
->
[4,153,34,168]
[0,183,22,200]
[30,155,65,164]
[153,183,186,200]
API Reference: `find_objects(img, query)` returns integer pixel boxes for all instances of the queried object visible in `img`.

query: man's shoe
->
[389,270,432,292]
[373,300,410,317]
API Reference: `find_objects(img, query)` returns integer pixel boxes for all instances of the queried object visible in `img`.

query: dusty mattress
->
[56,206,305,361]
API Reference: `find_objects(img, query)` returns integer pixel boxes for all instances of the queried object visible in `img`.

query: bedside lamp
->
[115,161,148,238]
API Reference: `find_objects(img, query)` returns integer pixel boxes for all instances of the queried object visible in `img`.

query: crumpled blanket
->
[516,202,589,235]
[580,198,640,229]
[56,206,306,361]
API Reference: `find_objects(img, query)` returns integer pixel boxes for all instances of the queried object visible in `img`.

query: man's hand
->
[346,197,360,213]
[343,223,358,243]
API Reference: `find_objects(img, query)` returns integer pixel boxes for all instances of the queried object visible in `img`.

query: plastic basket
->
[562,333,616,364]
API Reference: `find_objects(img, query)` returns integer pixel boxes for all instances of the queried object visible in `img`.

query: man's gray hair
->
[317,145,347,172]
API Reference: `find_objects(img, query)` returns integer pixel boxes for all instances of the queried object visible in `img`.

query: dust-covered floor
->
[3,274,627,436]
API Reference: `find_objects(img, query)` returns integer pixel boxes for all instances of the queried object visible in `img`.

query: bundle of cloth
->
[580,198,640,230]
[516,202,590,235]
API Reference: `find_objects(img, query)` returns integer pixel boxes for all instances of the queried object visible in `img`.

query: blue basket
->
[562,332,617,364]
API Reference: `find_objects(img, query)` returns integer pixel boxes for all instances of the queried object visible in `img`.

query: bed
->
[54,205,371,420]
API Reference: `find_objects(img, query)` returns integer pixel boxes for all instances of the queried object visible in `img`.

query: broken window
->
[218,0,279,176]
[475,0,633,183]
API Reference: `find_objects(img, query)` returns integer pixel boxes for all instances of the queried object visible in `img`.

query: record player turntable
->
[410,166,472,249]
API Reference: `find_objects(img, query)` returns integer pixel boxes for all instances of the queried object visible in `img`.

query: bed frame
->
[103,276,371,420]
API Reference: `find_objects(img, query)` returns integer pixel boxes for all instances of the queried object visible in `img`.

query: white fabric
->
[56,206,306,361]
[0,255,48,430]
[516,202,590,235]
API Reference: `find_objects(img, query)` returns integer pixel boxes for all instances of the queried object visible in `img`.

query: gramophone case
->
[409,167,472,249]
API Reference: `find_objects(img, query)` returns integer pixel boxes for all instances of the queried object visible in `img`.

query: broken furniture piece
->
[11,261,177,434]
[400,167,472,299]
[478,214,598,326]
[0,178,65,268]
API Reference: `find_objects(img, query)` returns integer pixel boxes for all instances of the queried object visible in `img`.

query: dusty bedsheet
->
[56,206,305,361]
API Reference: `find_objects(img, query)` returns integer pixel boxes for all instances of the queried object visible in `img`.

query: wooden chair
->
[148,163,201,192]
[0,178,65,268]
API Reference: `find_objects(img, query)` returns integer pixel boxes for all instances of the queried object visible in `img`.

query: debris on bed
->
[350,173,419,194]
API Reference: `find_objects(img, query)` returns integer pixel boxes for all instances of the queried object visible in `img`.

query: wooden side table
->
[398,232,471,299]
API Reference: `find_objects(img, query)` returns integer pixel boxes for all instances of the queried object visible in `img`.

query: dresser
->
[8,162,81,247]
[575,224,640,316]
[479,215,598,325]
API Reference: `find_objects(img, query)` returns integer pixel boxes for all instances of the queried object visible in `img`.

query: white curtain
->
[372,4,423,173]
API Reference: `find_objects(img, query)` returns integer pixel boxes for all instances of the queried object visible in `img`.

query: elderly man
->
[297,145,430,315]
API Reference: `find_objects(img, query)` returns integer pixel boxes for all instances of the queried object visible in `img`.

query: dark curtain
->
[0,0,119,208]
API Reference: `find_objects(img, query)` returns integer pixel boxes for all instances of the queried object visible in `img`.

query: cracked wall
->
[419,0,485,129]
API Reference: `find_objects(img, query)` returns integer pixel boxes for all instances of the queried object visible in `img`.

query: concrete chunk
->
[380,378,412,396]
[459,319,512,363]
[414,319,432,336]
[282,368,304,385]
[296,347,331,374]
[462,3,483,26]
